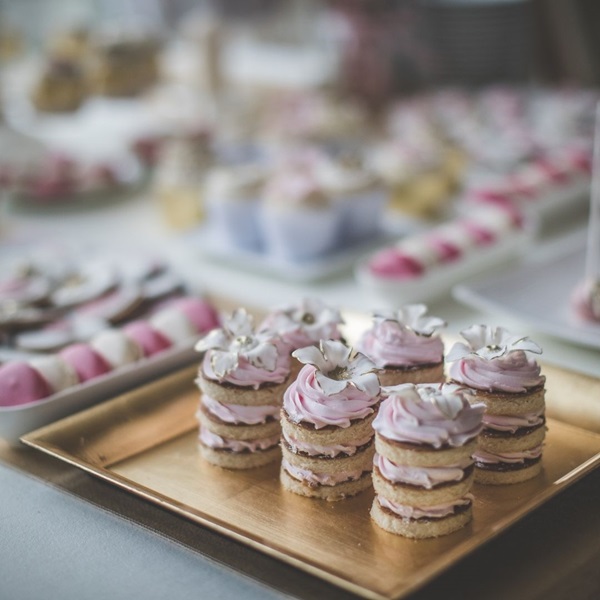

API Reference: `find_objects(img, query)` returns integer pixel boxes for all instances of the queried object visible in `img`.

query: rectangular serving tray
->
[21,364,600,600]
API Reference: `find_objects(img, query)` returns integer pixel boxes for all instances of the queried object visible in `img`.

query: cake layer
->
[281,409,377,447]
[377,362,445,387]
[199,443,281,469]
[280,467,372,501]
[463,384,545,416]
[478,425,546,454]
[197,408,281,441]
[375,435,476,468]
[370,497,472,539]
[373,466,474,507]
[197,373,288,407]
[281,441,375,477]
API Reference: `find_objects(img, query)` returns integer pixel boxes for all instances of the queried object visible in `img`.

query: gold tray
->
[22,365,600,600]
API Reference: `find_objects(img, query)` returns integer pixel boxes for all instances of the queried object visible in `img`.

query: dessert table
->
[1,192,600,600]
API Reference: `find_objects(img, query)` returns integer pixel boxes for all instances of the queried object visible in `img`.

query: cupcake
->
[370,383,484,539]
[195,309,290,469]
[260,297,343,376]
[261,166,340,262]
[204,165,265,251]
[356,304,446,387]
[319,154,385,242]
[447,325,546,485]
[280,340,380,501]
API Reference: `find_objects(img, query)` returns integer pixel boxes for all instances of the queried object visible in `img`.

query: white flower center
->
[301,312,315,325]
[486,344,502,352]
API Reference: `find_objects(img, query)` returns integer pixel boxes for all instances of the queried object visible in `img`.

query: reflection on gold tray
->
[22,365,600,600]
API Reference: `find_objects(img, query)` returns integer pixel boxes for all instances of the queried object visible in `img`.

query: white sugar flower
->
[374,304,446,337]
[195,308,278,378]
[446,324,542,362]
[293,339,379,397]
[264,297,343,336]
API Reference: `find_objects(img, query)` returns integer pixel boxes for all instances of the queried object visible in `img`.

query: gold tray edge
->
[20,436,387,600]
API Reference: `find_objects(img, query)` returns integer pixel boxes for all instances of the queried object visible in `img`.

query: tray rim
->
[20,367,600,600]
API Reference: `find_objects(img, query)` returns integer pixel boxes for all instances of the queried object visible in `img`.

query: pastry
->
[31,58,87,113]
[149,307,198,345]
[122,321,172,358]
[370,383,484,538]
[59,343,112,383]
[28,355,78,394]
[447,325,546,484]
[89,329,142,369]
[280,340,380,500]
[195,309,290,469]
[0,361,51,406]
[357,304,446,386]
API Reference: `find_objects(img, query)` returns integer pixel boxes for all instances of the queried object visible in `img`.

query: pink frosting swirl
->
[449,350,545,393]
[202,351,290,389]
[357,320,443,367]
[200,394,279,425]
[283,365,380,429]
[373,385,484,448]
[374,453,472,489]
[199,426,279,452]
[377,495,472,519]
[282,459,366,486]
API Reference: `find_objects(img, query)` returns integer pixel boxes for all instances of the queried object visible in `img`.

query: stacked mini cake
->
[371,383,484,538]
[195,309,291,469]
[260,297,344,377]
[357,304,446,386]
[447,325,546,484]
[280,340,380,501]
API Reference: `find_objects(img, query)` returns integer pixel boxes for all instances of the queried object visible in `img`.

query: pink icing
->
[199,426,279,453]
[429,237,462,263]
[357,319,443,368]
[482,408,545,433]
[373,385,484,448]
[374,453,472,489]
[474,445,543,464]
[260,314,342,352]
[201,394,279,425]
[449,350,545,393]
[282,458,367,486]
[377,495,472,520]
[202,350,290,389]
[282,430,373,458]
[0,362,51,406]
[283,365,379,429]
[368,249,424,279]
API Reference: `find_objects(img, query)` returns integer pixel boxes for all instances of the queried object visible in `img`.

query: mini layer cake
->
[195,309,290,469]
[371,383,484,539]
[357,304,446,387]
[447,325,546,485]
[280,340,380,501]
[260,297,343,377]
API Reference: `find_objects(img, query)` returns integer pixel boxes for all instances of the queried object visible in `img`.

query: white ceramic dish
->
[453,240,600,350]
[355,227,533,307]
[0,343,199,445]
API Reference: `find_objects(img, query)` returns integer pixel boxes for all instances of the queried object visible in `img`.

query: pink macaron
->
[0,362,51,407]
[123,320,172,357]
[171,297,220,334]
[59,343,112,383]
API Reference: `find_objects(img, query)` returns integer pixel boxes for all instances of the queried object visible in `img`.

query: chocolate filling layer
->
[200,440,280,454]
[282,438,373,460]
[202,376,284,390]
[374,464,474,490]
[379,499,472,523]
[475,456,541,472]
[481,419,546,439]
